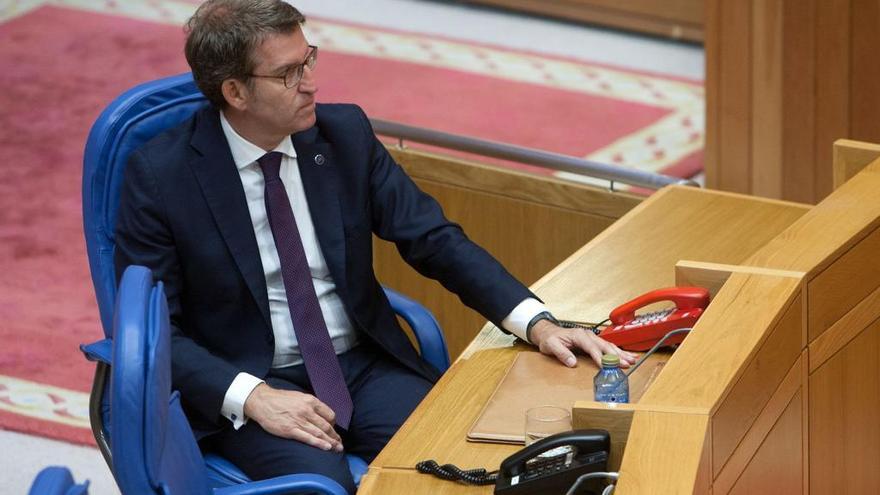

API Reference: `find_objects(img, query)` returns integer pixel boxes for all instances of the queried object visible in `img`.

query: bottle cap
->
[601,354,620,367]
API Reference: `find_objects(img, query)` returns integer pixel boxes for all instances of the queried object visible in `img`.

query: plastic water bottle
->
[594,354,629,403]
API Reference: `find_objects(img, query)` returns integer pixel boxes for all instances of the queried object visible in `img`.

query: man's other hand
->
[530,320,638,368]
[243,383,344,452]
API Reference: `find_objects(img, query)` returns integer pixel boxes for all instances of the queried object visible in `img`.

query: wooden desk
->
[362,185,810,493]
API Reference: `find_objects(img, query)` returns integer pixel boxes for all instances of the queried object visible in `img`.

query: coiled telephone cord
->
[558,318,609,335]
[415,460,498,485]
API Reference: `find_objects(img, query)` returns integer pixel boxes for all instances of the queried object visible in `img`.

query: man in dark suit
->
[114,0,635,492]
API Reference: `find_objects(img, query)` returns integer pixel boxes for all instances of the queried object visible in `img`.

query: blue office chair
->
[28,467,89,495]
[109,265,348,494]
[80,73,450,489]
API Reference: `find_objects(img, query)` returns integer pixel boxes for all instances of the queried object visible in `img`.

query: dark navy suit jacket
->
[114,104,534,437]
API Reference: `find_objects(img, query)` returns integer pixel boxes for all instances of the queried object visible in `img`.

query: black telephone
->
[494,429,611,495]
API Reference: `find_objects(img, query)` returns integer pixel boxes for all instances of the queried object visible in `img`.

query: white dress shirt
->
[217,111,546,428]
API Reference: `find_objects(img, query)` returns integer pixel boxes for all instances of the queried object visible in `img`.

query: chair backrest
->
[111,266,211,494]
[83,73,207,336]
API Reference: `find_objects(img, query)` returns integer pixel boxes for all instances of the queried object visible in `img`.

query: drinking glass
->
[524,405,571,446]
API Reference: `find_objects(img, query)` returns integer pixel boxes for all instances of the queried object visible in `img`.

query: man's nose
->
[298,66,317,94]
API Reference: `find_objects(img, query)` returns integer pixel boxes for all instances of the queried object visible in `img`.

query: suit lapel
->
[188,108,272,328]
[293,128,349,291]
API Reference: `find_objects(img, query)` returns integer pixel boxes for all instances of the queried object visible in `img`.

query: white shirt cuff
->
[501,298,548,343]
[220,372,265,430]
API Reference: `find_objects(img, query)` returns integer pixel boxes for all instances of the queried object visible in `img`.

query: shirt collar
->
[219,111,297,171]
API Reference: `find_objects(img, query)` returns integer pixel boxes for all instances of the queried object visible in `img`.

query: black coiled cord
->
[415,460,498,485]
[558,318,609,335]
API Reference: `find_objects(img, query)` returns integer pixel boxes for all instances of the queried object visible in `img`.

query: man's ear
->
[221,79,249,111]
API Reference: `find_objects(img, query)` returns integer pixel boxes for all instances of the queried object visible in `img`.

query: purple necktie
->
[258,151,353,430]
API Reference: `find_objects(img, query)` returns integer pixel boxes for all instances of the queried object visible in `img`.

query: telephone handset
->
[598,286,710,351]
[495,429,610,495]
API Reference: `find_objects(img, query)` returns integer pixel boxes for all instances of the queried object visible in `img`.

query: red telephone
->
[598,287,710,351]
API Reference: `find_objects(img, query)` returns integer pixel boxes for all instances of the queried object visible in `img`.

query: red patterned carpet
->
[0,1,704,445]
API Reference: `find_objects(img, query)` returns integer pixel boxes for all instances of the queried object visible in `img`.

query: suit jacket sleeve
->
[357,109,536,328]
[114,148,240,423]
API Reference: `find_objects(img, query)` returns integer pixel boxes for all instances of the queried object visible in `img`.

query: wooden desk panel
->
[744,158,880,342]
[833,139,880,190]
[809,319,880,494]
[638,273,802,410]
[744,158,880,274]
[806,223,880,341]
[364,185,812,494]
[710,292,803,476]
[614,411,709,495]
[530,186,809,325]
[725,389,804,494]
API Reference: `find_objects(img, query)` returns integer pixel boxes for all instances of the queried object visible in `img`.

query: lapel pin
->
[314,154,325,165]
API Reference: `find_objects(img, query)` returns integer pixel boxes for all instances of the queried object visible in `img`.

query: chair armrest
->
[28,466,90,495]
[205,452,369,488]
[383,287,450,372]
[80,339,112,364]
[213,474,347,495]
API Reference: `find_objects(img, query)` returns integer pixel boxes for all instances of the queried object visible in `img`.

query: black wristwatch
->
[526,311,559,343]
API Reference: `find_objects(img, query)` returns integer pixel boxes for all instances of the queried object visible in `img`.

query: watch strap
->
[526,311,559,343]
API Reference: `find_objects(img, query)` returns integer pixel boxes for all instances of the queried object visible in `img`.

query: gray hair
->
[184,0,306,108]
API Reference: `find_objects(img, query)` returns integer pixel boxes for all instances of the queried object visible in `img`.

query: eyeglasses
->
[248,45,318,88]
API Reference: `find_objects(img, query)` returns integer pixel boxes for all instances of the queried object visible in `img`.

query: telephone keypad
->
[522,448,576,481]
[631,307,674,326]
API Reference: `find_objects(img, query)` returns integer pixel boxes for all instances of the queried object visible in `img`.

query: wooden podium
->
[359,143,880,494]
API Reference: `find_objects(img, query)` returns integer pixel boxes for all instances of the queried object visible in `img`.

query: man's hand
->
[243,383,343,452]
[530,320,638,368]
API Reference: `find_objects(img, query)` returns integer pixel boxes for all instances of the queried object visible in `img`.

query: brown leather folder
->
[467,351,667,444]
